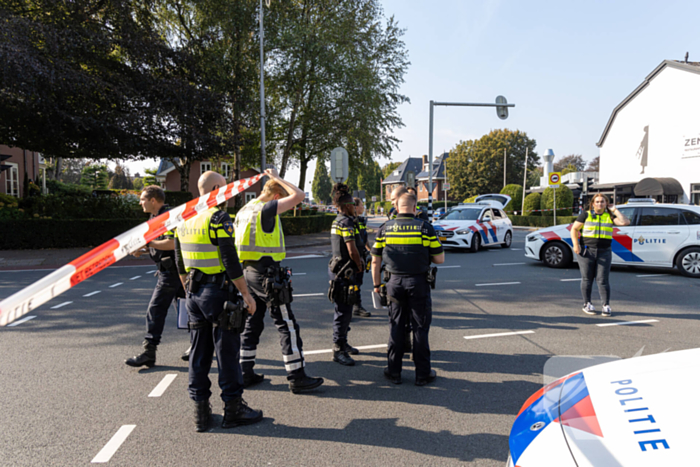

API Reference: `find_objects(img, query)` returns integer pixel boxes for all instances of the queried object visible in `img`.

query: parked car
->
[507,348,700,466]
[432,194,513,251]
[524,199,700,277]
[432,207,446,221]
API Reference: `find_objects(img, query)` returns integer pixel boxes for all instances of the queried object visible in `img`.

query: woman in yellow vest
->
[571,194,630,317]
[234,168,323,394]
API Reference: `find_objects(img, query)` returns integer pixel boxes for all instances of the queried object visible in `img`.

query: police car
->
[507,348,700,466]
[524,200,700,277]
[432,194,513,251]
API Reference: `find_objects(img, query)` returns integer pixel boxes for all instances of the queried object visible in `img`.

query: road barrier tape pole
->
[0,174,263,326]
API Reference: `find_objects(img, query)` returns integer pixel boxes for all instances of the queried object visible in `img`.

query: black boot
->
[125,340,157,368]
[181,345,191,362]
[353,305,372,318]
[243,372,265,388]
[332,343,355,366]
[345,342,359,355]
[289,372,324,394]
[222,397,263,428]
[194,400,211,432]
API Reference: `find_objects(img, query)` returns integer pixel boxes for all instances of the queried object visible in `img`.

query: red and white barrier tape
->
[0,174,263,326]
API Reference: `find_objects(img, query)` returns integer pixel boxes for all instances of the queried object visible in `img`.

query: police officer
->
[352,197,371,318]
[126,186,186,368]
[387,186,407,221]
[234,168,323,394]
[329,183,363,366]
[174,171,262,432]
[406,187,430,222]
[371,193,444,385]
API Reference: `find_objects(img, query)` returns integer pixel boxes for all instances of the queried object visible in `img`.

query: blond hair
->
[262,179,287,198]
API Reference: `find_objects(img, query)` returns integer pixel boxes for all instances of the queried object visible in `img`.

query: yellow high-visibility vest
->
[234,199,286,262]
[176,207,226,274]
[582,210,613,240]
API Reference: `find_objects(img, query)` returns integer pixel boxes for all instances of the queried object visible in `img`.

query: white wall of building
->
[599,65,700,204]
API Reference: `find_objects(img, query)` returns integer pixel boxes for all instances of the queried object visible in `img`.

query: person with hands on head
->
[174,171,262,433]
[371,193,444,386]
[125,186,186,368]
[234,168,323,394]
[328,183,363,366]
[571,193,630,317]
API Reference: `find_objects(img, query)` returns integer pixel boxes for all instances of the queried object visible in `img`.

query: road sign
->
[443,182,450,191]
[496,95,509,120]
[330,147,348,183]
[549,172,561,186]
[371,196,377,202]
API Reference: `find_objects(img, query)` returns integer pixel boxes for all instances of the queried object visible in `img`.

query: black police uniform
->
[352,216,371,317]
[371,213,443,384]
[329,213,360,362]
[125,204,185,368]
[239,200,323,393]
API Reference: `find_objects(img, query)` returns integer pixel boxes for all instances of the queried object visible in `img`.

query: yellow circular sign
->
[549,172,561,185]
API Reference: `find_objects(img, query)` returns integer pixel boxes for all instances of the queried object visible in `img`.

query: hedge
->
[280,214,335,236]
[509,215,577,228]
[523,192,541,215]
[501,184,523,214]
[541,185,574,216]
[164,191,194,207]
[0,219,145,249]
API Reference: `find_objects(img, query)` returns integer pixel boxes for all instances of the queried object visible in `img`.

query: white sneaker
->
[602,305,612,317]
[582,302,596,315]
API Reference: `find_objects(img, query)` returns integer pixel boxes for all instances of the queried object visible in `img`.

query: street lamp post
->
[259,0,269,184]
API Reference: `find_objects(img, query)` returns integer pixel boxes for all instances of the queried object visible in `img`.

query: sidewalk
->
[0,231,332,271]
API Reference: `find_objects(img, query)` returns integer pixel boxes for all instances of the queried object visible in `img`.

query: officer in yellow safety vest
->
[174,171,262,433]
[234,168,323,394]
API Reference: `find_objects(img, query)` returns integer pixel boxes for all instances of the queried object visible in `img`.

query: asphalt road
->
[2,223,699,466]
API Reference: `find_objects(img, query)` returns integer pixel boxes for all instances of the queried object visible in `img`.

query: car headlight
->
[455,229,473,235]
[526,233,546,242]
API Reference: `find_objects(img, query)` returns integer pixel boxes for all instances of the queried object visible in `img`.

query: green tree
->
[447,129,539,201]
[108,164,134,189]
[523,192,541,215]
[358,161,382,201]
[80,164,109,189]
[133,177,144,191]
[527,166,543,188]
[561,164,578,176]
[500,184,523,214]
[553,154,586,173]
[311,160,333,204]
[382,161,402,179]
[142,168,158,187]
[542,185,574,216]
[586,156,600,172]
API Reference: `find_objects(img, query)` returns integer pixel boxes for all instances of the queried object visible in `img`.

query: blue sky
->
[127,0,700,193]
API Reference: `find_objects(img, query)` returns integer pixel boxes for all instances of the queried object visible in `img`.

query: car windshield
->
[441,208,480,221]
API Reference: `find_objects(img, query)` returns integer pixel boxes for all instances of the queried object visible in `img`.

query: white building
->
[596,59,700,205]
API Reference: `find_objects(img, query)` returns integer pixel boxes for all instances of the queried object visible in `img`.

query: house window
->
[245,192,256,202]
[691,183,700,206]
[200,162,211,174]
[220,162,231,180]
[4,162,19,197]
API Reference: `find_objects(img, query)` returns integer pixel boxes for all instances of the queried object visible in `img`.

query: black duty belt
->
[200,272,227,283]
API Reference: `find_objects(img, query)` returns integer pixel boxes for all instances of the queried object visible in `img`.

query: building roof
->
[597,60,700,148]
[382,157,424,185]
[416,152,449,180]
[156,159,175,177]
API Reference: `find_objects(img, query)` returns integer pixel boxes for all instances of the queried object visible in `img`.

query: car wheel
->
[470,233,481,253]
[676,247,700,278]
[542,242,572,268]
[501,231,512,249]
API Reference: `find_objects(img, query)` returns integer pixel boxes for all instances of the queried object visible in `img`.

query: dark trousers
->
[386,275,432,378]
[240,266,305,379]
[354,271,364,309]
[145,270,184,346]
[187,283,243,402]
[329,267,353,346]
[577,247,612,306]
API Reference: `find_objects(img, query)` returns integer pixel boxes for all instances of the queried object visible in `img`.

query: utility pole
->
[503,148,507,189]
[521,147,529,215]
[259,0,268,186]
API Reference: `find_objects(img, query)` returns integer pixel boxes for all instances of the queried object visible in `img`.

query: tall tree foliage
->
[311,160,332,204]
[553,154,586,172]
[0,0,229,185]
[446,129,539,201]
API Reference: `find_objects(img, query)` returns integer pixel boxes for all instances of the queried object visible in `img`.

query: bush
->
[417,200,461,208]
[0,193,22,220]
[542,185,574,216]
[280,214,335,236]
[0,218,145,249]
[164,191,194,208]
[18,193,145,220]
[46,180,91,196]
[500,184,523,214]
[463,195,477,203]
[523,192,541,215]
[509,215,577,228]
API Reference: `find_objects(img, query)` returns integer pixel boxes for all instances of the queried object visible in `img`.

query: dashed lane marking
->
[475,281,521,287]
[109,282,123,288]
[7,315,36,326]
[50,301,73,309]
[305,344,387,355]
[148,374,177,397]
[596,319,659,327]
[91,425,136,464]
[560,278,582,282]
[636,274,668,278]
[295,293,325,297]
[84,291,102,297]
[437,265,461,269]
[129,275,142,280]
[464,330,535,340]
[285,255,325,260]
[511,248,523,250]
[293,273,307,276]
[146,270,157,274]
[493,262,526,266]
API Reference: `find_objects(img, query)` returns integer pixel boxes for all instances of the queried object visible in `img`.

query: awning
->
[633,177,683,196]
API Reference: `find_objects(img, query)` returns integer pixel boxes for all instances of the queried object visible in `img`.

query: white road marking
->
[560,278,582,282]
[50,301,73,309]
[464,330,535,340]
[437,265,461,269]
[493,262,526,266]
[295,293,325,297]
[511,248,523,250]
[475,281,521,287]
[285,255,325,260]
[305,344,387,355]
[148,374,177,397]
[596,319,659,327]
[129,275,142,280]
[91,425,136,463]
[84,291,102,297]
[7,315,36,326]
[293,273,307,276]
[109,282,123,288]
[636,274,668,278]
[146,270,157,274]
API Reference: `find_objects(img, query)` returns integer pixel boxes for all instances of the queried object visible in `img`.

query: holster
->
[378,284,388,307]
[157,256,175,273]
[262,265,293,307]
[327,279,359,305]
[427,266,438,290]
[185,270,204,294]
[215,297,246,333]
[363,250,371,274]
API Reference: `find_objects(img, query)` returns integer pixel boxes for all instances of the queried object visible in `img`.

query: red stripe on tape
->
[69,239,120,286]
